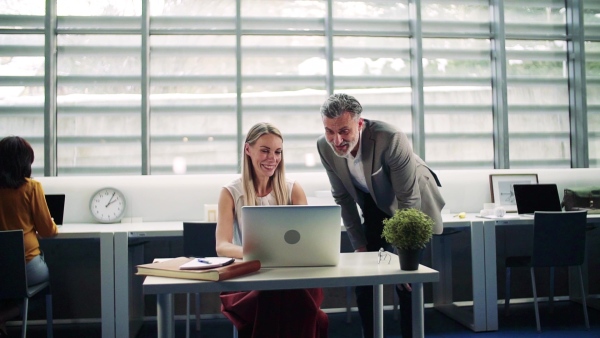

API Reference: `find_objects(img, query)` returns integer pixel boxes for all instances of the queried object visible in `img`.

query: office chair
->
[182,222,217,338]
[0,229,53,338]
[182,222,239,338]
[504,211,590,332]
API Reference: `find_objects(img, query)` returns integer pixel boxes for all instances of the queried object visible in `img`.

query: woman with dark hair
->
[0,136,58,336]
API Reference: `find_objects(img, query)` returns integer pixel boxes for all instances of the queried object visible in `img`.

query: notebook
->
[513,184,562,217]
[45,194,65,225]
[241,205,341,268]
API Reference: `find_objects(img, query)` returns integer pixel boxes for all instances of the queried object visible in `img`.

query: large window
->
[0,0,595,175]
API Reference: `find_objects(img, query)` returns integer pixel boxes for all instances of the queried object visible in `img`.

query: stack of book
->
[136,257,261,281]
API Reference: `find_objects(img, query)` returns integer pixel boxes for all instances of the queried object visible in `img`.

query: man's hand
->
[397,283,412,292]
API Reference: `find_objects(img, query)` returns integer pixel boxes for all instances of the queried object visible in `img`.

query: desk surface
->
[59,216,481,238]
[143,252,439,294]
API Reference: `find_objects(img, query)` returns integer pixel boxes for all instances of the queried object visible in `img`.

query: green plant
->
[381,208,434,250]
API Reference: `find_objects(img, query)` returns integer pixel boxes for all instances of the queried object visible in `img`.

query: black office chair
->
[182,222,217,338]
[0,229,53,338]
[504,211,590,332]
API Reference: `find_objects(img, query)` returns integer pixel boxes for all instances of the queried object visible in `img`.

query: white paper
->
[475,214,520,219]
[179,257,235,270]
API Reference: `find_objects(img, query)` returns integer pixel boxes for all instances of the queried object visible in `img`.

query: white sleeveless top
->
[224,177,295,246]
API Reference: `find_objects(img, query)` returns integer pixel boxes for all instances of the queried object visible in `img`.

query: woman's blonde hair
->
[242,122,288,206]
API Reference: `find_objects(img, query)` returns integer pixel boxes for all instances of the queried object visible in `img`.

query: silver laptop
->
[241,205,341,268]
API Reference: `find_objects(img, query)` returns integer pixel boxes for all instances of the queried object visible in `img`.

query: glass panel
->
[585,1,600,167]
[150,34,237,174]
[151,0,235,16]
[506,38,570,168]
[242,0,326,18]
[422,38,493,168]
[333,36,411,132]
[333,0,408,19]
[503,2,568,167]
[421,0,489,22]
[150,36,235,77]
[241,34,327,172]
[56,34,141,175]
[0,30,45,174]
[0,0,45,15]
[57,0,141,16]
[504,0,566,24]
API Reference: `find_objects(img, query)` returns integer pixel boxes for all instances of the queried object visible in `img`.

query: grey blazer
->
[317,119,445,249]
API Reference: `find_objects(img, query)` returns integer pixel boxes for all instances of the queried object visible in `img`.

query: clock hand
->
[105,192,116,207]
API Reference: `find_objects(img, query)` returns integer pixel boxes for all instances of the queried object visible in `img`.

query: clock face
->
[90,188,126,223]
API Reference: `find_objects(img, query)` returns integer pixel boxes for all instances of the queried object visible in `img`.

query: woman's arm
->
[215,188,243,259]
[291,181,308,206]
[32,182,58,237]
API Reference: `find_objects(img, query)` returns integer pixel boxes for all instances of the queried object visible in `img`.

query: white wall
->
[35,168,600,223]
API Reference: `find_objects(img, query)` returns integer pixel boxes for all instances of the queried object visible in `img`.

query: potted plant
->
[381,208,434,270]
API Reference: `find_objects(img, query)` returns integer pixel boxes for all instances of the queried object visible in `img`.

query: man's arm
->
[387,131,421,211]
[317,139,366,250]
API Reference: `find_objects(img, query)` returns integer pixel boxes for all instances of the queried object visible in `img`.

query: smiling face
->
[322,111,363,158]
[245,133,283,179]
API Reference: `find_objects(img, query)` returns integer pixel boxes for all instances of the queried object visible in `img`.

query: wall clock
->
[90,187,127,223]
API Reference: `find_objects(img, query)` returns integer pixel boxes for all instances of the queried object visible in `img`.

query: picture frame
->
[489,174,539,212]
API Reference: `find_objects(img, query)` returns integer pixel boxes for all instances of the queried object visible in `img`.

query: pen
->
[197,258,211,264]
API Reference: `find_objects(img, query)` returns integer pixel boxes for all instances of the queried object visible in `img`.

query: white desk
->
[113,221,347,338]
[54,224,116,338]
[143,252,438,338]
[483,214,600,330]
[430,214,488,332]
[112,222,183,338]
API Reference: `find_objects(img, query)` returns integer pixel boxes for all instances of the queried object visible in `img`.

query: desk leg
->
[432,223,488,332]
[157,293,174,338]
[100,233,115,338]
[412,282,424,338]
[471,221,489,331]
[482,220,498,331]
[114,232,129,338]
[431,234,453,306]
[373,284,383,338]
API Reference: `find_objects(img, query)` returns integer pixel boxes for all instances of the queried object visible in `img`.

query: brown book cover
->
[136,257,261,281]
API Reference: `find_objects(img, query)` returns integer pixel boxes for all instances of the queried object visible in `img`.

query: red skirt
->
[220,288,329,338]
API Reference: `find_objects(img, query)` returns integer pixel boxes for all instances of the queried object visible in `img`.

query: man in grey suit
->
[317,93,445,338]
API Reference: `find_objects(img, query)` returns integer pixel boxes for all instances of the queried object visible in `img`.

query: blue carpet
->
[8,300,600,337]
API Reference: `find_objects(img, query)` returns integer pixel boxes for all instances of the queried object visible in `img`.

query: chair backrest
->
[531,211,587,267]
[183,222,218,257]
[0,229,28,299]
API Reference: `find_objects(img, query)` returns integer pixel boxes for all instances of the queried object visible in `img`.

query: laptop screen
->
[45,194,65,225]
[513,184,562,214]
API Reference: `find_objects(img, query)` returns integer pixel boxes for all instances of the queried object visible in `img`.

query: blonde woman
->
[216,123,328,338]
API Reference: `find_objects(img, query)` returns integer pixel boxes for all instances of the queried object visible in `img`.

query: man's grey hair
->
[320,93,362,120]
